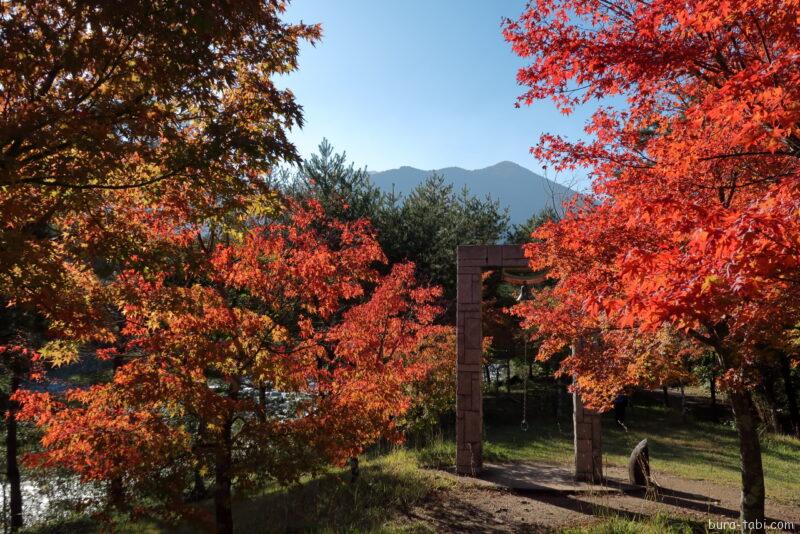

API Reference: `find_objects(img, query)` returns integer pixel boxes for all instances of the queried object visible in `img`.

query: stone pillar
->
[573,391,602,482]
[572,337,602,482]
[455,248,485,475]
[454,245,529,475]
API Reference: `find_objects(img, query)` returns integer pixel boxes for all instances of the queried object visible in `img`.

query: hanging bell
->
[516,284,532,302]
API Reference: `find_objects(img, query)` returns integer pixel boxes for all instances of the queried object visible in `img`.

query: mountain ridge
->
[369,161,575,226]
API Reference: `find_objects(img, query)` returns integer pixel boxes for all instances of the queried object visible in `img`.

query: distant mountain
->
[370,161,576,226]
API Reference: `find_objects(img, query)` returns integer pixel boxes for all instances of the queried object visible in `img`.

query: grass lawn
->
[220,450,452,533]
[416,388,800,505]
[561,513,735,534]
[24,450,450,534]
[22,386,800,532]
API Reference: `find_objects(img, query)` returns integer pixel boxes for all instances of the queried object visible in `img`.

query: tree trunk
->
[214,417,234,534]
[506,361,511,394]
[6,369,23,531]
[662,385,669,407]
[258,383,267,423]
[778,353,800,437]
[729,390,766,533]
[189,467,207,502]
[710,374,716,408]
[108,478,125,511]
[556,378,568,432]
[760,369,782,433]
[680,384,686,422]
[349,457,359,483]
[188,419,209,502]
[108,351,126,510]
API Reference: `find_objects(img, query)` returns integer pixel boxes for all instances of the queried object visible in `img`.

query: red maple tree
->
[1,3,319,528]
[17,200,443,532]
[505,0,800,528]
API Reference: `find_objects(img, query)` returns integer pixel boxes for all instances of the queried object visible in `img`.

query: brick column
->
[572,341,603,482]
[455,248,485,475]
[573,391,603,482]
[455,245,528,475]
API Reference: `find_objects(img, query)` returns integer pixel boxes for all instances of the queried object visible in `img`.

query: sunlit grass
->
[24,388,800,532]
[25,450,448,534]
[561,513,711,534]
[602,404,800,505]
[227,449,451,533]
[414,392,800,505]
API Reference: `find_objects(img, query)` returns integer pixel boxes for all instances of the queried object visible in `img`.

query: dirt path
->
[398,465,800,533]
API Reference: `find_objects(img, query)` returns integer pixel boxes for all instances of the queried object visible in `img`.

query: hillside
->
[370,161,576,226]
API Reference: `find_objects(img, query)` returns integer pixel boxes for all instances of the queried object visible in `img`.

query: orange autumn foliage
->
[0,0,320,348]
[504,0,800,403]
[16,201,444,520]
[505,0,799,525]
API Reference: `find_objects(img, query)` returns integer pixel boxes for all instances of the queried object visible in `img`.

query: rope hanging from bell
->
[514,278,534,432]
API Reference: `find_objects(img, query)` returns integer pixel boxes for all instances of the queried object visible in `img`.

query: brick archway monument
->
[455,245,602,482]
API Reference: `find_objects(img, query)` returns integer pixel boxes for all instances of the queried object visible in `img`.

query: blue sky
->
[279,0,594,187]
